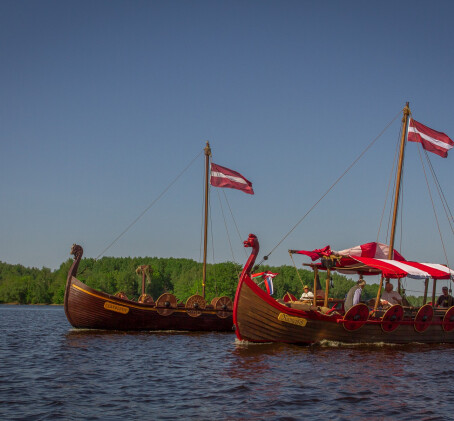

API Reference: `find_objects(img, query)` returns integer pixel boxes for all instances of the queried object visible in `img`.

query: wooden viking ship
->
[234,103,454,344]
[64,143,234,332]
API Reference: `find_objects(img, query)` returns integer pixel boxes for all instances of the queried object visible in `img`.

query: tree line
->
[0,257,425,306]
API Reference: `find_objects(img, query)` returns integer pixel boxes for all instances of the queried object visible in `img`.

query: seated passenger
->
[300,285,314,300]
[437,286,454,308]
[380,282,402,306]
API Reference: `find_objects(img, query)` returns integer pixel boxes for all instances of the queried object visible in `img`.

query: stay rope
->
[417,143,451,278]
[255,109,403,269]
[222,189,249,259]
[216,189,236,265]
[289,252,306,288]
[95,149,203,260]
[376,128,401,244]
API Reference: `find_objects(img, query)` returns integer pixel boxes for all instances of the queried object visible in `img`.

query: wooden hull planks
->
[235,274,454,344]
[233,235,454,345]
[65,277,233,332]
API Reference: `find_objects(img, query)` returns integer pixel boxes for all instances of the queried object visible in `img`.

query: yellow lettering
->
[104,301,129,314]
[278,313,307,327]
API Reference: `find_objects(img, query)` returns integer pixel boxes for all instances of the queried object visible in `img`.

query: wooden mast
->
[388,102,410,260]
[373,103,410,313]
[202,141,211,299]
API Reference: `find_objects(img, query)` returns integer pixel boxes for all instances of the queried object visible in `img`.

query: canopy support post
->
[313,268,318,307]
[373,276,385,314]
[432,278,437,306]
[423,278,429,305]
[324,269,330,308]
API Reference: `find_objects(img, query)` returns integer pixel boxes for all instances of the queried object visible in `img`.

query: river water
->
[1,305,453,420]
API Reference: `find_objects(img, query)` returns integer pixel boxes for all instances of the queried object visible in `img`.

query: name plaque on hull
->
[104,301,129,314]
[278,313,307,327]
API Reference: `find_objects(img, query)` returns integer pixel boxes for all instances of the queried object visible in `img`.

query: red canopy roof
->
[292,242,453,280]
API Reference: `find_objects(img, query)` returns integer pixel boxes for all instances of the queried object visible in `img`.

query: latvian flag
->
[408,118,454,158]
[210,163,254,195]
[252,271,278,295]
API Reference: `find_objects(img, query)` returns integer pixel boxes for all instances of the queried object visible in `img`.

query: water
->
[1,305,453,420]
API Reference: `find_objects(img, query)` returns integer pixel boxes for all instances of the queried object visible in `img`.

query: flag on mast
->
[210,163,254,194]
[407,118,454,158]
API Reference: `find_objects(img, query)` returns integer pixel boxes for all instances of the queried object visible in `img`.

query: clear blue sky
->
[1,0,454,294]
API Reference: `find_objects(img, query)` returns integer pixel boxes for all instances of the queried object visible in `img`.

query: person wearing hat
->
[344,276,366,312]
[436,286,454,308]
[300,285,314,300]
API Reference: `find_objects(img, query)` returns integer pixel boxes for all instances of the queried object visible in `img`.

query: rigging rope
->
[208,189,218,295]
[417,143,451,273]
[96,149,203,260]
[376,130,401,243]
[399,142,406,256]
[255,109,403,268]
[385,123,404,247]
[222,190,249,259]
[289,252,306,288]
[217,189,236,264]
[424,149,454,236]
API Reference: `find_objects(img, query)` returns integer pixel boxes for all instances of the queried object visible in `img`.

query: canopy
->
[352,257,454,279]
[292,241,454,280]
[336,242,405,261]
[292,242,406,261]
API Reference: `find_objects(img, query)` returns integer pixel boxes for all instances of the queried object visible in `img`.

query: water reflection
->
[3,306,454,421]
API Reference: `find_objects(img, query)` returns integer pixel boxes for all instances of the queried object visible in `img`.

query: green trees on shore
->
[0,257,427,306]
[0,257,244,304]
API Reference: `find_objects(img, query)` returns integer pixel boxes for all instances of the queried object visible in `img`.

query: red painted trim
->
[234,234,260,341]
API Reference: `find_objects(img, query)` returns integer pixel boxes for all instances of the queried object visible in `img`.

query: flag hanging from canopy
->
[407,118,454,158]
[210,163,254,195]
[252,271,278,295]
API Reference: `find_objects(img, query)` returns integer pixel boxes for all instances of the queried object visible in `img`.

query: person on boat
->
[436,286,454,308]
[380,282,402,307]
[344,277,366,312]
[300,285,314,300]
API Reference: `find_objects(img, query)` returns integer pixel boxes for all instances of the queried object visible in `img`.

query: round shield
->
[414,304,434,333]
[212,296,233,318]
[283,293,297,302]
[138,294,154,305]
[186,294,207,317]
[381,304,404,332]
[343,303,369,331]
[156,293,177,316]
[114,291,129,301]
[442,306,454,332]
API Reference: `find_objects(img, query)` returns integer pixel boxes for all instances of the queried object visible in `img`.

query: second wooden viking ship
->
[64,142,250,332]
[234,103,454,344]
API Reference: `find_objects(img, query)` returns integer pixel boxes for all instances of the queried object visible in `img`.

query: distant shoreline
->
[0,303,63,306]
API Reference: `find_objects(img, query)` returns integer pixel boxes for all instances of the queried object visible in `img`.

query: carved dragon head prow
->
[65,243,85,317]
[240,234,260,277]
[70,244,84,260]
[243,233,258,249]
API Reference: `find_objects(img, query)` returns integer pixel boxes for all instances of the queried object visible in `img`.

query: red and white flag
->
[251,271,278,295]
[407,118,454,158]
[210,163,254,195]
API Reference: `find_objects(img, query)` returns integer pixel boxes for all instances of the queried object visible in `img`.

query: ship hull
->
[65,277,233,332]
[234,273,454,344]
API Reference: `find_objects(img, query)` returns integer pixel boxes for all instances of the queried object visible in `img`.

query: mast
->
[388,102,410,259]
[374,103,410,313]
[202,141,211,299]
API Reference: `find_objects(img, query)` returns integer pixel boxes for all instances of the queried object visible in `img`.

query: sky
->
[2,0,454,295]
